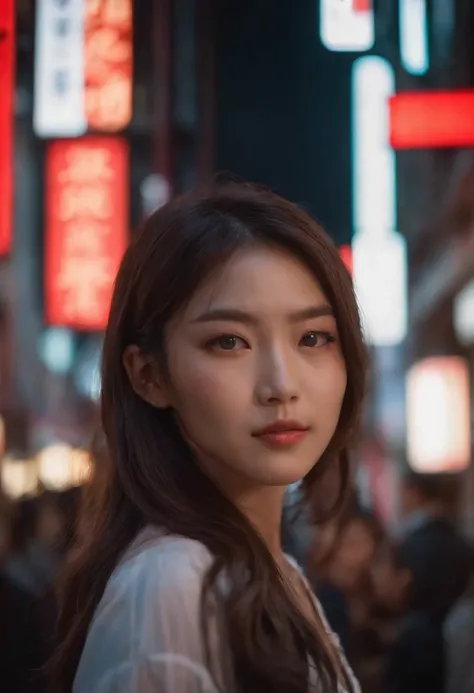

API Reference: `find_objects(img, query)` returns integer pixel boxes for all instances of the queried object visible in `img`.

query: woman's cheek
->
[172,358,237,413]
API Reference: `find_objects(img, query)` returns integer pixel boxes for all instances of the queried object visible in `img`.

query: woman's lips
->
[254,428,309,447]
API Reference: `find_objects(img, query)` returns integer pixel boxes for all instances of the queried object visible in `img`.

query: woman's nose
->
[255,352,300,406]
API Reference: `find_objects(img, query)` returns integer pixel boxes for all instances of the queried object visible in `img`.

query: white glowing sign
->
[399,0,429,76]
[320,0,374,52]
[454,280,474,346]
[352,232,407,347]
[352,56,396,236]
[351,56,406,347]
[34,0,87,137]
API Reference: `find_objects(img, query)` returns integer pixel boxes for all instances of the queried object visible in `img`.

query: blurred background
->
[1,1,474,692]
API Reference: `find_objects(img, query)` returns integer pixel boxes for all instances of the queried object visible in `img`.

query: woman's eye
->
[299,331,334,348]
[208,335,248,351]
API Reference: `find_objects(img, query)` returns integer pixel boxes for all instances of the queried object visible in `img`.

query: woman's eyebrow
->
[192,304,334,324]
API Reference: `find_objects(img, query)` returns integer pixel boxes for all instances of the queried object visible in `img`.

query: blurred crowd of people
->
[0,487,81,693]
[285,472,474,693]
[1,473,473,693]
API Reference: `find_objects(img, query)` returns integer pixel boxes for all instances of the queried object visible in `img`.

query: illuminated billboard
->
[45,137,129,330]
[34,0,133,137]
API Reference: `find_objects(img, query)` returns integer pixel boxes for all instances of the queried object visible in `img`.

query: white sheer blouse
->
[73,526,359,693]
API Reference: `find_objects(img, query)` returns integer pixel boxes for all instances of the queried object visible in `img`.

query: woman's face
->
[154,245,347,492]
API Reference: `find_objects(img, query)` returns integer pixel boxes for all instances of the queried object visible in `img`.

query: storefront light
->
[37,443,74,490]
[406,356,471,473]
[1,457,38,498]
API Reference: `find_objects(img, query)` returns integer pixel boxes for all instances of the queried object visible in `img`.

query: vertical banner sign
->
[0,0,15,256]
[84,0,133,132]
[34,0,87,137]
[34,0,133,138]
[320,0,374,52]
[45,138,128,330]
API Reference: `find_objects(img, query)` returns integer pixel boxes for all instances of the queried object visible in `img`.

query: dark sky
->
[216,0,355,246]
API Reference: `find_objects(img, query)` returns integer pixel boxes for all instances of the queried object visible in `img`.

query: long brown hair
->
[53,182,367,692]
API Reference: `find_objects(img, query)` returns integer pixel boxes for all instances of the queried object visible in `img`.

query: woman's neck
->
[232,484,287,557]
[197,453,287,557]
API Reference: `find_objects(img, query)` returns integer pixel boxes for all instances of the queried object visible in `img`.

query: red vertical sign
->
[353,0,371,11]
[45,137,129,330]
[85,0,133,132]
[0,0,15,256]
[339,245,353,275]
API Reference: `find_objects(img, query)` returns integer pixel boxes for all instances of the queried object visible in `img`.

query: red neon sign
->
[84,0,133,132]
[0,0,15,256]
[390,90,474,150]
[353,0,371,11]
[45,137,129,330]
[339,245,353,275]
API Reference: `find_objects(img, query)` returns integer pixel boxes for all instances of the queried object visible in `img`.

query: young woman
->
[54,182,367,693]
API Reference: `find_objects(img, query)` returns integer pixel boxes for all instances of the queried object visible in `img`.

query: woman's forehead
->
[177,245,330,322]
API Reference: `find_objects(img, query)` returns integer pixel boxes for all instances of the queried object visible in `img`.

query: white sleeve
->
[85,655,220,693]
[73,539,232,693]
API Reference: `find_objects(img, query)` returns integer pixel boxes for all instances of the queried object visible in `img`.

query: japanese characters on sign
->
[34,0,87,137]
[0,0,15,256]
[84,0,133,132]
[34,0,133,137]
[45,138,129,330]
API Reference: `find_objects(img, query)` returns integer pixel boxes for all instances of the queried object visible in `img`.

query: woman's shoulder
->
[74,528,226,692]
[115,526,214,579]
[88,526,216,628]
[97,526,218,620]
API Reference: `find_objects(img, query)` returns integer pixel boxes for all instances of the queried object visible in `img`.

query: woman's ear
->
[122,345,171,409]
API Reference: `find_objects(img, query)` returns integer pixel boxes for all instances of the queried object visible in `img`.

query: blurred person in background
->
[3,495,52,595]
[372,541,445,693]
[31,487,85,689]
[4,491,66,595]
[444,551,474,693]
[314,508,383,596]
[1,487,82,692]
[0,494,46,693]
[281,482,314,569]
[304,515,350,654]
[398,472,471,624]
[281,451,352,571]
[54,486,82,556]
[308,507,385,690]
[0,492,11,561]
[52,182,367,693]
[399,472,452,538]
